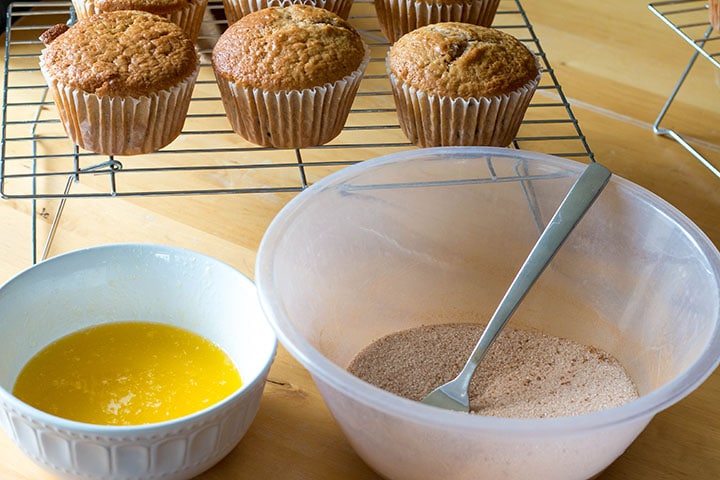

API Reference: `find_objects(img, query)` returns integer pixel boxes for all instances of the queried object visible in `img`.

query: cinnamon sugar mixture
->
[347,323,638,418]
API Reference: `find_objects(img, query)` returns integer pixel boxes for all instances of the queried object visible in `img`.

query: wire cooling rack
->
[1,0,594,200]
[648,0,720,178]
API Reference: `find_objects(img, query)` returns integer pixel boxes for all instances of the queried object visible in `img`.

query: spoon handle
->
[456,162,612,387]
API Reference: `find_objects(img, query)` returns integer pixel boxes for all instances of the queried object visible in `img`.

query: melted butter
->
[13,321,242,426]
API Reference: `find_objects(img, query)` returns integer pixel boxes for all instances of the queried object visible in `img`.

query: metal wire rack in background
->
[2,0,596,263]
[649,0,720,178]
[1,0,594,202]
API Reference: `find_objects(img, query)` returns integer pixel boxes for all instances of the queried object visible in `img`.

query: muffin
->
[387,22,541,147]
[70,0,208,42]
[39,10,199,155]
[212,5,369,149]
[375,0,499,44]
[711,0,720,32]
[222,0,353,24]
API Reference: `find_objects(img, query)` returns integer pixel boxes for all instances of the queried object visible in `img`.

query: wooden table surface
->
[1,0,719,478]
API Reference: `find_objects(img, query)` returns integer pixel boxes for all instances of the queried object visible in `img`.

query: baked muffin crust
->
[212,5,366,91]
[40,10,198,97]
[388,22,539,98]
[94,0,191,15]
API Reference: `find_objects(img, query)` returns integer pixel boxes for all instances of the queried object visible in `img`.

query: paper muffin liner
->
[40,63,199,156]
[222,0,353,23]
[70,0,208,41]
[375,0,500,43]
[711,0,720,32]
[70,0,96,19]
[214,47,370,149]
[388,66,541,148]
[166,0,209,42]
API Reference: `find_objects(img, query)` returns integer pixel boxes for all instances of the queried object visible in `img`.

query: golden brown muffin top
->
[212,5,367,91]
[40,10,198,97]
[95,0,191,15]
[388,23,539,98]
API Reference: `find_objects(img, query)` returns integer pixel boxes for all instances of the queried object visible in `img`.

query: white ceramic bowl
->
[0,243,277,480]
[256,147,720,480]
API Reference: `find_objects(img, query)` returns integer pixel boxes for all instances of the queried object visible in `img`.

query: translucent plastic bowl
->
[256,147,720,480]
[0,244,277,480]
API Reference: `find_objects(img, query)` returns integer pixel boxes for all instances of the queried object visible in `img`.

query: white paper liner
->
[215,47,370,148]
[166,0,209,41]
[40,63,200,156]
[375,0,500,43]
[71,0,208,41]
[70,0,96,19]
[222,0,353,24]
[388,67,541,148]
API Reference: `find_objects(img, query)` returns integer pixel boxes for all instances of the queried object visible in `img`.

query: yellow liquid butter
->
[12,322,242,426]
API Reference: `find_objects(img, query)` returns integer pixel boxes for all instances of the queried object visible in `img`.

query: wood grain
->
[0,0,718,478]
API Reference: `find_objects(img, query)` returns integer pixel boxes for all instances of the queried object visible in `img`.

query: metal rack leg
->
[652,25,720,179]
[29,89,45,264]
[39,177,73,262]
[37,157,123,262]
[294,149,308,188]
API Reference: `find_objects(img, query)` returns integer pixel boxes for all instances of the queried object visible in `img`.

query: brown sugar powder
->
[346,323,638,418]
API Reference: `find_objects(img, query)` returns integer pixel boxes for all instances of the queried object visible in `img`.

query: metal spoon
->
[420,162,612,412]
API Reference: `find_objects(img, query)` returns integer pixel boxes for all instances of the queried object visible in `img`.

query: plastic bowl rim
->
[256,146,720,435]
